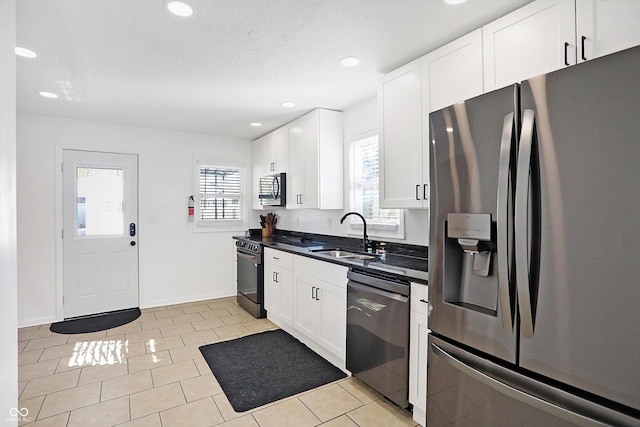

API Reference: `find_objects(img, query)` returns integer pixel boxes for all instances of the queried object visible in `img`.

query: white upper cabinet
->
[263,127,288,174]
[576,0,640,63]
[422,29,484,113]
[251,137,267,210]
[286,109,343,210]
[378,59,426,209]
[483,0,576,92]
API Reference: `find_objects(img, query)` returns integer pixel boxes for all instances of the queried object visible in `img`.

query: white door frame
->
[55,146,140,321]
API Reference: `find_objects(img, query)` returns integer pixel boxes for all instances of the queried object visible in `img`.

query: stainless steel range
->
[235,239,266,318]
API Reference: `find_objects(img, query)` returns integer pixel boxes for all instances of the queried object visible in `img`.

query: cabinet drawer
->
[264,248,293,270]
[411,283,428,315]
[294,255,348,288]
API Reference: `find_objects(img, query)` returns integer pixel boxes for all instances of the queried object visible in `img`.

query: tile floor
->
[17,297,418,427]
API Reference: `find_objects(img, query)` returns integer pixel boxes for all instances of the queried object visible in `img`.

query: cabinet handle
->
[275,272,279,283]
[581,35,587,61]
[311,286,315,299]
[315,288,320,301]
[273,256,279,260]
[423,183,428,200]
[564,42,570,66]
[420,299,428,304]
[299,194,303,204]
[415,184,420,200]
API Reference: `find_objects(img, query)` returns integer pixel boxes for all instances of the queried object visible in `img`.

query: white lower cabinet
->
[264,248,294,326]
[263,248,348,369]
[409,283,429,427]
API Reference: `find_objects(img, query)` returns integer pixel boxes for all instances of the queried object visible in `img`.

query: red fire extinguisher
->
[188,196,195,222]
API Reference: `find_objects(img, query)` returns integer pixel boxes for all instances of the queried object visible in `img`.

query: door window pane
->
[76,167,124,236]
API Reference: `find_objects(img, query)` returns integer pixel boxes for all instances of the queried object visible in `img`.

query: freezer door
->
[518,45,640,412]
[429,85,518,363]
[427,335,638,426]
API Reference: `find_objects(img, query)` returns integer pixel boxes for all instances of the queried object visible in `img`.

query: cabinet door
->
[483,0,576,92]
[277,267,294,326]
[264,263,279,315]
[287,119,304,209]
[252,138,266,210]
[576,0,640,63]
[378,59,424,209]
[272,127,288,174]
[422,29,484,113]
[317,280,346,359]
[301,112,319,209]
[293,272,318,338]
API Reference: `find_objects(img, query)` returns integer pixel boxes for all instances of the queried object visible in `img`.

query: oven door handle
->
[237,250,261,264]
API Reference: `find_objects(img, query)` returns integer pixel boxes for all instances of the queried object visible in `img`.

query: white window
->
[349,134,404,239]
[194,160,244,228]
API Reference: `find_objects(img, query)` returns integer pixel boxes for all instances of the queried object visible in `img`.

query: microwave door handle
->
[515,109,536,339]
[272,176,280,198]
[497,112,515,333]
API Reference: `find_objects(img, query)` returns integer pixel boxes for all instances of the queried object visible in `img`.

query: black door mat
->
[199,329,347,412]
[50,307,141,334]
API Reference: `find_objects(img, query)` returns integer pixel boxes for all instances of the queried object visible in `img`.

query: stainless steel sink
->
[313,249,379,260]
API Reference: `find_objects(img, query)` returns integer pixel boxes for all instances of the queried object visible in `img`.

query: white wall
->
[1,0,18,417]
[17,114,252,327]
[263,97,430,246]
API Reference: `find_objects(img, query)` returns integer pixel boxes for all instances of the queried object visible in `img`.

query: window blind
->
[198,166,242,221]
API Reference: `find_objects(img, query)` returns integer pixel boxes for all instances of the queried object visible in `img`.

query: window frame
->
[347,132,405,240]
[193,159,246,230]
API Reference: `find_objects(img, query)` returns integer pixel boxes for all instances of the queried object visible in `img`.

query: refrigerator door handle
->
[515,109,536,338]
[497,112,516,332]
[431,342,609,427]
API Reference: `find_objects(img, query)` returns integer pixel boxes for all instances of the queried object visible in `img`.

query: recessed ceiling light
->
[339,57,361,67]
[38,91,58,99]
[15,47,37,58]
[281,102,296,108]
[166,1,193,17]
[250,122,263,127]
[444,0,466,4]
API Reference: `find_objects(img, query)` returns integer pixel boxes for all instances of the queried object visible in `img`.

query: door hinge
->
[61,162,64,173]
[61,229,64,239]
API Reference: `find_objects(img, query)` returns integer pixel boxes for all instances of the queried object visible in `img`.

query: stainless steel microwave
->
[258,173,286,207]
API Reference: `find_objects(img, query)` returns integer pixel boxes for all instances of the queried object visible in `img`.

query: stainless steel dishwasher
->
[346,269,410,408]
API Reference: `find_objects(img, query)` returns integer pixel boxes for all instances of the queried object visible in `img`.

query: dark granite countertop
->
[234,229,428,284]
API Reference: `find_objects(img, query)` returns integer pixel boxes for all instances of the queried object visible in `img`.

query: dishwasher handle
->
[347,279,409,303]
[347,270,410,296]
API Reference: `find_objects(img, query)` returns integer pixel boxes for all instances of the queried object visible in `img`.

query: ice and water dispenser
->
[444,213,499,316]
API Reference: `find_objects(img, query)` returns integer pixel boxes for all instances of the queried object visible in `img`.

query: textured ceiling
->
[16,0,533,139]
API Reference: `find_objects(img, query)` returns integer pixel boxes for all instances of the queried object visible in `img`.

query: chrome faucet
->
[340,212,369,252]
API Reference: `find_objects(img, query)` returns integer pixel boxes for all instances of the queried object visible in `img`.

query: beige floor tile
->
[24,335,69,351]
[38,382,101,419]
[122,341,148,359]
[23,412,69,427]
[67,395,130,427]
[63,339,130,368]
[206,299,237,311]
[140,317,175,331]
[115,413,162,427]
[168,343,206,363]
[193,357,213,376]
[151,360,199,387]
[18,348,44,366]
[213,393,245,422]
[136,312,156,322]
[127,350,172,373]
[54,356,84,374]
[226,304,248,315]
[320,415,359,427]
[18,381,27,397]
[159,323,195,338]
[213,323,251,339]
[180,373,222,402]
[159,396,224,426]
[20,369,80,400]
[101,370,153,402]
[67,330,108,342]
[17,394,45,425]
[179,329,219,346]
[218,415,260,427]
[346,398,416,427]
[152,307,184,319]
[18,326,54,341]
[181,303,212,314]
[201,308,233,320]
[78,362,129,385]
[18,340,29,352]
[125,328,162,344]
[253,398,321,427]
[129,382,186,420]
[191,317,226,331]
[300,383,363,422]
[18,358,59,382]
[244,318,278,333]
[220,312,255,326]
[144,335,184,353]
[171,312,205,325]
[107,321,142,336]
[141,305,168,313]
[38,342,77,361]
[339,377,381,404]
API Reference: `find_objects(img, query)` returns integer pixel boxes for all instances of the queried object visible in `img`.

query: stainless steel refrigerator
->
[428,45,640,426]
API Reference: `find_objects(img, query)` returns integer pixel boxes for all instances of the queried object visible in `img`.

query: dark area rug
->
[50,307,141,334]
[199,329,347,412]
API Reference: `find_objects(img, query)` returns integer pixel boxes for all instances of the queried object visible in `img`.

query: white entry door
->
[63,150,139,318]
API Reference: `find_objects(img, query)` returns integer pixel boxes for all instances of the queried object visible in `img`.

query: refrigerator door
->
[429,85,519,363]
[518,45,640,412]
[427,335,637,426]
